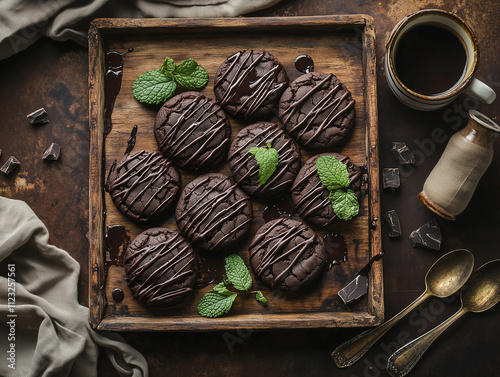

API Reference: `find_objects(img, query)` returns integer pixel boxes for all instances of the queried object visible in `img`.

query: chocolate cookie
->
[214,50,288,119]
[175,173,252,251]
[154,91,231,170]
[249,218,327,291]
[228,122,301,197]
[124,227,198,306]
[279,72,356,150]
[105,150,180,222]
[290,153,362,227]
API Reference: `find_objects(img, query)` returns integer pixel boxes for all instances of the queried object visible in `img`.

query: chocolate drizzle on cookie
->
[281,73,355,147]
[249,218,326,290]
[291,153,361,226]
[214,50,287,118]
[124,229,197,305]
[156,93,230,170]
[176,174,252,251]
[228,123,300,197]
[105,150,180,222]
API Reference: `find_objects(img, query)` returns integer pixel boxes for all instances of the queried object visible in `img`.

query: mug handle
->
[464,78,496,104]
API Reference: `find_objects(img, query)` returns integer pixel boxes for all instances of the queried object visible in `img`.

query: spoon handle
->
[386,307,467,377]
[332,291,429,368]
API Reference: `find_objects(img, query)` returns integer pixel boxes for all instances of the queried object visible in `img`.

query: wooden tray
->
[88,15,382,331]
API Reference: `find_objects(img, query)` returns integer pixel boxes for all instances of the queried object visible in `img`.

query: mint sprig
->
[255,290,267,304]
[172,59,209,90]
[316,155,360,221]
[197,254,268,318]
[132,57,209,105]
[249,143,279,185]
[316,155,350,191]
[329,189,359,221]
[197,291,238,318]
[225,254,252,291]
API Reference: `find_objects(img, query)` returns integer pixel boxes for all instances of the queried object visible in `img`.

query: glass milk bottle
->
[419,110,500,220]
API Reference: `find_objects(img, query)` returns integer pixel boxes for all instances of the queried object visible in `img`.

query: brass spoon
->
[332,249,474,368]
[386,259,500,377]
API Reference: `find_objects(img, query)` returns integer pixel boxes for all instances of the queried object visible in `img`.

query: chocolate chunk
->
[384,209,402,237]
[0,156,20,175]
[42,143,61,161]
[27,108,49,125]
[383,168,400,189]
[338,274,368,306]
[391,142,415,164]
[409,218,442,250]
[0,149,2,158]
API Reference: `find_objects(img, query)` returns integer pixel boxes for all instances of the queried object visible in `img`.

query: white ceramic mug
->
[385,9,496,111]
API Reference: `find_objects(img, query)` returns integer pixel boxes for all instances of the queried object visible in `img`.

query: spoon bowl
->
[461,259,500,312]
[425,248,475,297]
[332,249,474,368]
[387,259,500,377]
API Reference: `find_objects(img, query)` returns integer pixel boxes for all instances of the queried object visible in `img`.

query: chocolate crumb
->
[391,142,415,165]
[0,156,21,175]
[384,210,402,237]
[42,143,61,161]
[383,168,400,189]
[409,218,442,250]
[27,108,49,125]
[112,288,124,302]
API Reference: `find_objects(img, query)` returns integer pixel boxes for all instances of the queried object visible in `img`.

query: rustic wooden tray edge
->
[88,15,383,331]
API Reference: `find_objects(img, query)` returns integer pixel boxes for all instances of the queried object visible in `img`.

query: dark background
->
[0,0,499,376]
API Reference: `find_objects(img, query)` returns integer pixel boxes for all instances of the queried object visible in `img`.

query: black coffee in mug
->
[395,24,467,96]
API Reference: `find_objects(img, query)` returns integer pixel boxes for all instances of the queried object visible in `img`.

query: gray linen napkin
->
[0,0,282,60]
[0,196,149,377]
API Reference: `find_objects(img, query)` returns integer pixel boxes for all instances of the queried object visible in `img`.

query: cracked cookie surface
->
[124,227,198,306]
[214,50,288,119]
[154,91,231,170]
[290,153,362,227]
[228,121,301,198]
[249,218,327,291]
[279,72,356,150]
[105,149,180,222]
[175,173,253,252]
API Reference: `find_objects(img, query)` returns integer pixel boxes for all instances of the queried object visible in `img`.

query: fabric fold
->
[0,196,149,377]
[0,0,281,60]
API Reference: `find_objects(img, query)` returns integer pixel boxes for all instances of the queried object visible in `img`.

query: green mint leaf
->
[172,59,209,90]
[197,290,238,318]
[159,57,176,75]
[255,291,267,304]
[248,143,279,185]
[225,254,252,291]
[213,281,233,296]
[329,189,359,221]
[132,70,176,105]
[316,155,350,191]
[174,58,198,75]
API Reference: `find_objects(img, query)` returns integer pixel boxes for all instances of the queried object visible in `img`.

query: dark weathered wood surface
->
[88,15,382,331]
[0,0,499,376]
